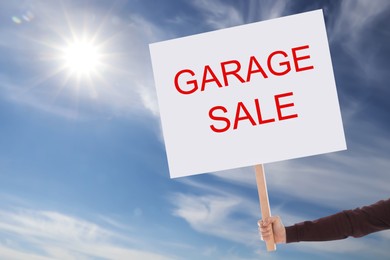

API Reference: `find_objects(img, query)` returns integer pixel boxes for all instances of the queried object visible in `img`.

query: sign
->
[149,9,346,178]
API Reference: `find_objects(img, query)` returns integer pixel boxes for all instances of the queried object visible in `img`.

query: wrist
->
[281,227,286,243]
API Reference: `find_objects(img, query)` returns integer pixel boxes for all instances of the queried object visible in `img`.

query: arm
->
[286,198,390,243]
[259,198,390,243]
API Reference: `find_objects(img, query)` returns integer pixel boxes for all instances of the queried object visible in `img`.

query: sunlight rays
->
[8,7,111,103]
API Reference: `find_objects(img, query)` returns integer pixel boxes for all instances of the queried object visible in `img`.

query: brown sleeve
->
[286,198,390,243]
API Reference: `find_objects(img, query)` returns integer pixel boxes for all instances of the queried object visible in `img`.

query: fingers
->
[258,216,287,244]
[258,216,281,241]
[258,216,277,228]
[258,218,274,241]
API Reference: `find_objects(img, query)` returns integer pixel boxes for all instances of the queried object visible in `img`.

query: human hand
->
[258,216,286,244]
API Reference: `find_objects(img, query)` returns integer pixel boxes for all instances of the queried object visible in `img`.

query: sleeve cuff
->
[285,225,299,243]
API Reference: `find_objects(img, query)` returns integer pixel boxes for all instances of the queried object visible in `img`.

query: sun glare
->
[62,40,101,76]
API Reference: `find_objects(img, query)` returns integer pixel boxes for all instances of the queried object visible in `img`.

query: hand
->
[258,216,286,244]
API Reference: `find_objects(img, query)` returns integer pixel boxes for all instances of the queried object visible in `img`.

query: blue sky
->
[0,0,389,259]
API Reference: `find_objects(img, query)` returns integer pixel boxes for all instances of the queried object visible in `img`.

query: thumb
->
[265,216,283,229]
[258,216,276,227]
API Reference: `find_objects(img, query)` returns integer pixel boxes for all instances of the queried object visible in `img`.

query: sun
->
[62,39,101,77]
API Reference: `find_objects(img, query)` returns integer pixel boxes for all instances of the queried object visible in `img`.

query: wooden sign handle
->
[255,164,276,251]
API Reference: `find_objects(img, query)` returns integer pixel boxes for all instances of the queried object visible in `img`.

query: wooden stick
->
[255,164,276,251]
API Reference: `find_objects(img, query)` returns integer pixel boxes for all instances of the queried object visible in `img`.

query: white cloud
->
[171,192,259,244]
[170,178,263,253]
[0,208,174,260]
[190,0,288,30]
[326,0,390,91]
[0,245,53,260]
[190,0,244,29]
[247,0,287,22]
[327,0,390,44]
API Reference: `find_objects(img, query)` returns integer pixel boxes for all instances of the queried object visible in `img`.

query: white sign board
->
[149,9,346,178]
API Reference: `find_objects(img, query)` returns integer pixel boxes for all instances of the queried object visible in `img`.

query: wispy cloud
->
[326,0,390,45]
[325,0,390,118]
[190,0,244,29]
[169,188,271,259]
[190,0,288,30]
[247,0,288,22]
[171,192,258,243]
[0,208,174,260]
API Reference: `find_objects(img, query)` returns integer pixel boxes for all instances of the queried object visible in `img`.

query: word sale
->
[209,92,298,133]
